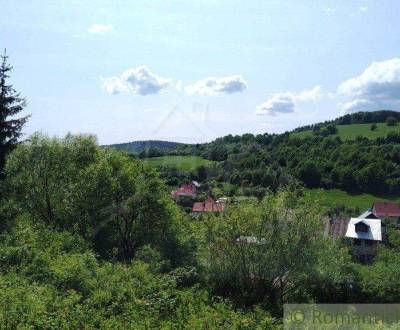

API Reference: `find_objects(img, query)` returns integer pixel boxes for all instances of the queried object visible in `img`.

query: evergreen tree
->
[0,49,28,174]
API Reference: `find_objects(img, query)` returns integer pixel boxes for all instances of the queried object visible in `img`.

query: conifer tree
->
[0,49,28,174]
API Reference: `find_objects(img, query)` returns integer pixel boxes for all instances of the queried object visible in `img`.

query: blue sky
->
[2,0,400,144]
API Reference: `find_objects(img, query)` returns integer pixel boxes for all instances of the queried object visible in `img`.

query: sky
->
[2,0,400,144]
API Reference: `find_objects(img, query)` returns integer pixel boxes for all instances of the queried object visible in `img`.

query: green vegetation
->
[3,132,400,327]
[105,140,184,155]
[305,188,399,211]
[144,155,216,171]
[3,52,400,327]
[292,123,400,140]
[0,50,29,176]
[174,124,400,199]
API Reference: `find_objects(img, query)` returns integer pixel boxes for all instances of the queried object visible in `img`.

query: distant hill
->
[292,110,400,134]
[292,122,400,140]
[105,140,185,154]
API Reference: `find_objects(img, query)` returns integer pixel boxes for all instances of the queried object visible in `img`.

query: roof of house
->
[171,183,197,198]
[192,197,226,213]
[345,218,382,241]
[358,210,378,219]
[326,218,350,238]
[372,202,400,217]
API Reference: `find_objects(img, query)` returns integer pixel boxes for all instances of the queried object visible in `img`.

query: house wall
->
[352,239,378,264]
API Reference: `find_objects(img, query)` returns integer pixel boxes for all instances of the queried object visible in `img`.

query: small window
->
[355,222,369,233]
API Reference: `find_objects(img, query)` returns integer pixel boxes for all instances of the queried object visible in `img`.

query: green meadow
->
[143,155,216,171]
[305,188,399,211]
[293,123,400,140]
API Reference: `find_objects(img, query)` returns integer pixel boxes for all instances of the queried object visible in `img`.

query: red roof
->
[192,197,226,213]
[372,202,400,217]
[171,183,197,199]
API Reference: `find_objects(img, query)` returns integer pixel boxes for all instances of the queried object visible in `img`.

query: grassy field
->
[143,155,216,171]
[293,123,400,140]
[305,188,399,211]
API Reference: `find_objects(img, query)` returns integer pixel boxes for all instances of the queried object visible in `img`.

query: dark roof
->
[372,202,400,217]
[326,218,349,238]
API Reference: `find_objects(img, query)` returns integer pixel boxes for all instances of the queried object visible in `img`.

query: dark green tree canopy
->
[0,49,29,173]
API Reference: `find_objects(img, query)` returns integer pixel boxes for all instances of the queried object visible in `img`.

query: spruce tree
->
[0,49,29,174]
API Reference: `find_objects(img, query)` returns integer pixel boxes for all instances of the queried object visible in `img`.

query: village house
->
[191,196,226,218]
[346,218,382,264]
[360,201,400,219]
[359,201,400,236]
[171,181,200,200]
[326,217,382,264]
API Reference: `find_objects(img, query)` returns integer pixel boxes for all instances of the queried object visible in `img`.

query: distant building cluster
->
[171,181,227,218]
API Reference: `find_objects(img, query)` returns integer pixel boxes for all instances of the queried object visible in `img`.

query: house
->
[359,201,400,234]
[345,218,382,264]
[371,202,400,218]
[192,197,226,217]
[171,181,199,200]
[325,217,382,264]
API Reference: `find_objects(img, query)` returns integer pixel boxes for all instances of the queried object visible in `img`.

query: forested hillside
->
[169,111,400,199]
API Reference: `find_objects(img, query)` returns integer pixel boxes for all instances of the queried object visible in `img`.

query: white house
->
[345,218,382,264]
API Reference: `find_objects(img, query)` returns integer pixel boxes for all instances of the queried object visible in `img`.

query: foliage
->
[355,247,400,303]
[175,127,400,196]
[105,140,184,155]
[3,133,187,263]
[0,216,276,329]
[0,50,29,174]
[144,155,216,171]
[198,187,347,314]
[386,116,397,126]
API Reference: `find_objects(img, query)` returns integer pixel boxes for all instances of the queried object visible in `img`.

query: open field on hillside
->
[305,188,399,211]
[144,156,216,171]
[293,123,400,140]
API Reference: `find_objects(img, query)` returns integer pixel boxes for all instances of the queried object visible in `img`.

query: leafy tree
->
[0,50,29,174]
[4,134,184,262]
[0,216,275,328]
[297,161,321,187]
[370,123,377,131]
[200,187,333,313]
[356,247,400,303]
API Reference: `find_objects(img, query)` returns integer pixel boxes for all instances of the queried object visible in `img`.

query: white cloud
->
[256,94,295,115]
[101,66,171,96]
[87,24,113,35]
[359,5,368,12]
[256,86,323,115]
[338,58,400,113]
[185,75,247,96]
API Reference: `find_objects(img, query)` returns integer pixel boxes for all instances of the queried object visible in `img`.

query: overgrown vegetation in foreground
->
[2,134,400,328]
